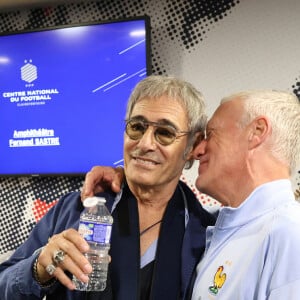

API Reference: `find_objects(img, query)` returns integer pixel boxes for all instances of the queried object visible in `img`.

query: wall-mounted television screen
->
[0,16,151,176]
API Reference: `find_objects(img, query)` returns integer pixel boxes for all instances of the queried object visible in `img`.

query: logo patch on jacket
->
[209,265,227,295]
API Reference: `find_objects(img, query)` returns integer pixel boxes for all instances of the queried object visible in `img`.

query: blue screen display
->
[0,17,151,175]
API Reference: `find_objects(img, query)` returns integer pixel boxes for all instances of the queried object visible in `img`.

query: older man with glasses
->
[0,75,216,300]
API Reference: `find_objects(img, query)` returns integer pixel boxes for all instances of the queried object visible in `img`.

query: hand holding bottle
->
[35,228,92,290]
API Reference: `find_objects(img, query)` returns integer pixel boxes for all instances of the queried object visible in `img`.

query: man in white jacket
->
[191,90,300,299]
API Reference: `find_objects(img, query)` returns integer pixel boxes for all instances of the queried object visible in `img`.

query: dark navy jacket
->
[0,181,215,300]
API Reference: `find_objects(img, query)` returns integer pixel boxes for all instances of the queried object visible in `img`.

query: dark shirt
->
[140,261,154,300]
[0,180,216,300]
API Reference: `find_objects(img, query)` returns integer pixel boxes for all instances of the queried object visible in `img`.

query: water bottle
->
[73,196,113,291]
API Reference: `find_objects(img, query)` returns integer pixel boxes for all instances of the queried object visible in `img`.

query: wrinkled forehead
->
[216,99,243,118]
[131,96,188,124]
[207,99,243,129]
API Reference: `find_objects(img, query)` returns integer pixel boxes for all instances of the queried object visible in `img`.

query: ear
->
[248,116,271,150]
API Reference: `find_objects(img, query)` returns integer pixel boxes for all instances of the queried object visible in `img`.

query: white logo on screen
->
[21,59,38,84]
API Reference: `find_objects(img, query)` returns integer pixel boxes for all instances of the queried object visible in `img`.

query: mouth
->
[133,156,159,166]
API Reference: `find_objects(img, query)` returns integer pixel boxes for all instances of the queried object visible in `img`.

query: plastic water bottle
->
[73,196,113,291]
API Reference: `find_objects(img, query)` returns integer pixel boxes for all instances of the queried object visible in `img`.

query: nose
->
[137,126,157,149]
[193,139,207,159]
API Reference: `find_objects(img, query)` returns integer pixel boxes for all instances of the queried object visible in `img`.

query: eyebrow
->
[129,115,179,129]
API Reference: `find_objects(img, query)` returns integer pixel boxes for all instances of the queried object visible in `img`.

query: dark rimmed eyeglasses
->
[125,119,190,146]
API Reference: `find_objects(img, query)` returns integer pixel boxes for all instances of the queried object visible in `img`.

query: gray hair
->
[222,90,300,174]
[125,75,207,169]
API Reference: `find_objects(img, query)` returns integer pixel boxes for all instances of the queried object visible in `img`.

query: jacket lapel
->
[150,185,185,299]
[110,186,141,300]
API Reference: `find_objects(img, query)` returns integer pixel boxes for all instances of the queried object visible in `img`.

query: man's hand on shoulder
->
[81,166,124,201]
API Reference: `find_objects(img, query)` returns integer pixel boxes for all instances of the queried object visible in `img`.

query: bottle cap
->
[83,196,106,208]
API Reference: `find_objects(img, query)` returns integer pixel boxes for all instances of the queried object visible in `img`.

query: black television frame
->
[0,15,152,176]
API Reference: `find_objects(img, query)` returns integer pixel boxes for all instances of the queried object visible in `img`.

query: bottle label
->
[78,221,112,244]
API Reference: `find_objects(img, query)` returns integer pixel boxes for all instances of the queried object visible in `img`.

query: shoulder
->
[52,190,83,212]
[270,201,300,244]
[264,202,300,289]
[264,201,300,270]
[40,191,83,233]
